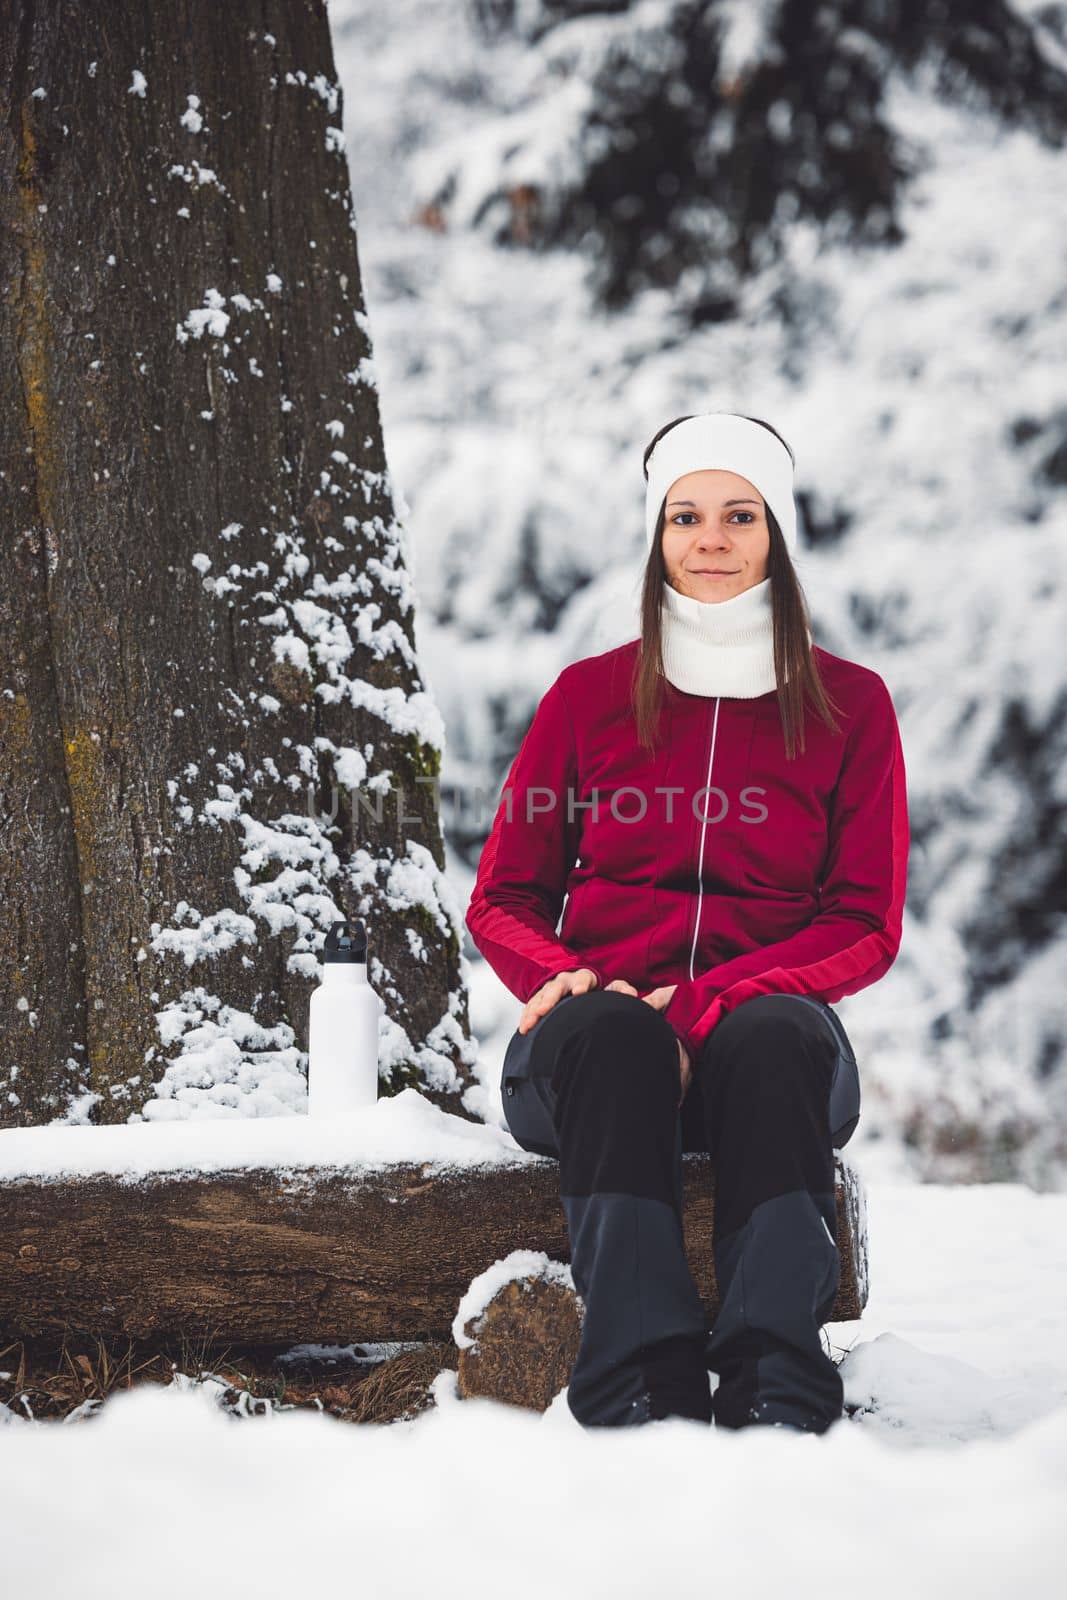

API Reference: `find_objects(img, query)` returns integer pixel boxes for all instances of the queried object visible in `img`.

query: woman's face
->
[660,469,770,603]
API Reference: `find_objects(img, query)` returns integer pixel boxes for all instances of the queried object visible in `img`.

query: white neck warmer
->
[660,577,780,698]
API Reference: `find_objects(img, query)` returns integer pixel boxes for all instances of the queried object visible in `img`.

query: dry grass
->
[0,1332,460,1426]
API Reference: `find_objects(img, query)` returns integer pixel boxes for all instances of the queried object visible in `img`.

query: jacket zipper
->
[688,696,721,979]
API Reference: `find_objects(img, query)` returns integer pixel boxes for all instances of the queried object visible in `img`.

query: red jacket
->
[465,638,909,1062]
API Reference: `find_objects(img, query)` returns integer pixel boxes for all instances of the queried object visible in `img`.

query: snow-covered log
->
[0,1152,866,1345]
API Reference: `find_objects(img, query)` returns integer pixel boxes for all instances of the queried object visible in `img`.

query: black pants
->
[499,989,861,1433]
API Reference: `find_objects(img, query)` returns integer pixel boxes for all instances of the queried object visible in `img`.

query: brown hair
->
[632,412,843,759]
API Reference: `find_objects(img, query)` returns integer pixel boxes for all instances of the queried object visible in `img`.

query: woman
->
[465,410,908,1434]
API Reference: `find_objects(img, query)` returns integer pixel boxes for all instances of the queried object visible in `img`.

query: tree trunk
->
[0,1152,868,1344]
[0,0,474,1126]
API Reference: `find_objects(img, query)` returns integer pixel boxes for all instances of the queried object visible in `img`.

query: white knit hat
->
[644,412,798,556]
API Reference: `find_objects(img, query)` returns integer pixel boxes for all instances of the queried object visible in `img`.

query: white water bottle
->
[307,919,383,1115]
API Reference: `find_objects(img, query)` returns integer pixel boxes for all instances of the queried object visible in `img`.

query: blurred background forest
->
[330,0,1067,1187]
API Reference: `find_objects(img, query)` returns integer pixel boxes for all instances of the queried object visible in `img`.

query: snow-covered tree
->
[0,0,478,1126]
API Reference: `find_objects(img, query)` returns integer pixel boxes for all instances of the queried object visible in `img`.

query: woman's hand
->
[519,974,691,1105]
[639,984,678,1011]
[517,967,601,1033]
[599,981,680,1008]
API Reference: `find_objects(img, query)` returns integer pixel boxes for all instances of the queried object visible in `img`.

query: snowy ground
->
[2,1174,1065,1596]
[4,7,1064,1591]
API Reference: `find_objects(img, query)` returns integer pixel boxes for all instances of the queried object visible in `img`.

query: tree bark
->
[0,1152,868,1344]
[0,0,474,1126]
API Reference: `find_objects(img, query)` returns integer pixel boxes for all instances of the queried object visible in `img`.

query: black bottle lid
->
[323,919,368,964]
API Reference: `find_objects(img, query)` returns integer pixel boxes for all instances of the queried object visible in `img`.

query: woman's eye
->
[673,510,754,526]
